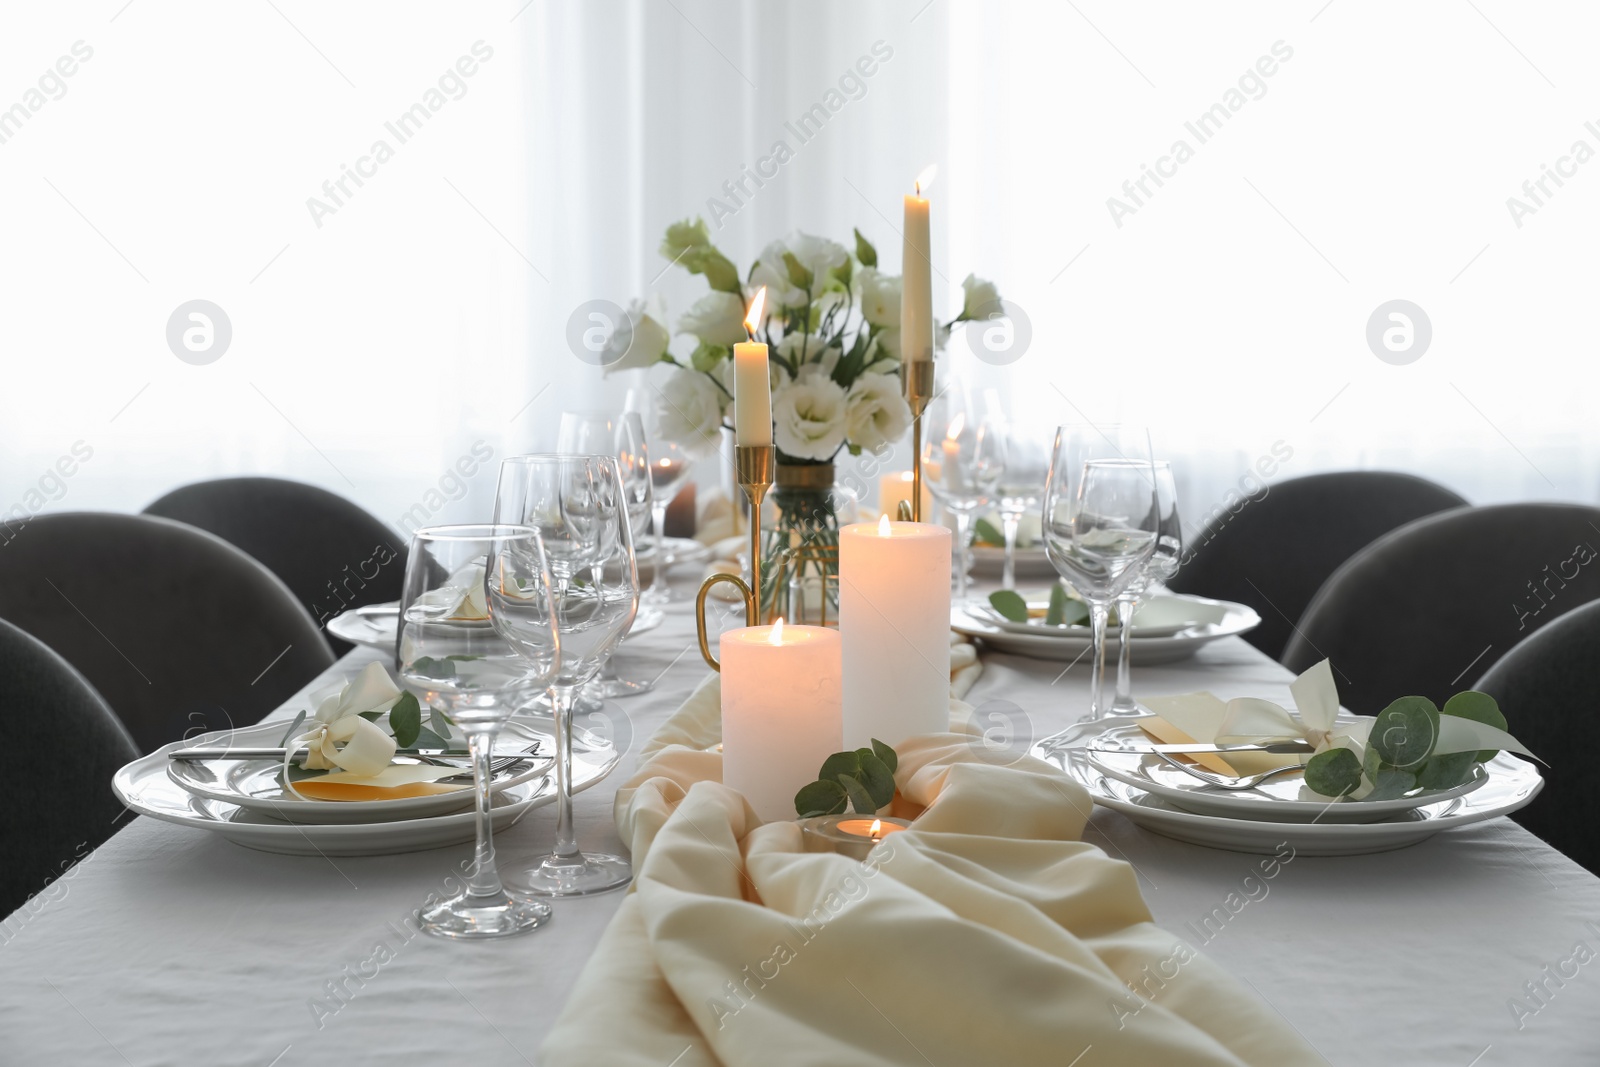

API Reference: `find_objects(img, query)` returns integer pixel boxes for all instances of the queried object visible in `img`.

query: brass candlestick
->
[903,359,935,522]
[695,443,775,671]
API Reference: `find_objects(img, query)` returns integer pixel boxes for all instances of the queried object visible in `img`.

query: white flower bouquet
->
[615,218,1001,467]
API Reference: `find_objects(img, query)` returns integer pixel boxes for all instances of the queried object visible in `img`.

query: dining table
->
[3,570,1598,1066]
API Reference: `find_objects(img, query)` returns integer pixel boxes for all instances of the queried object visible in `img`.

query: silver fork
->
[1153,751,1306,791]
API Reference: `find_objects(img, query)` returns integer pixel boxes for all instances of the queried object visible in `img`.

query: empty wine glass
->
[922,391,1005,602]
[643,434,692,604]
[590,412,660,699]
[994,421,1051,590]
[557,411,616,455]
[1041,426,1158,721]
[399,524,558,939]
[1109,461,1182,715]
[494,454,639,896]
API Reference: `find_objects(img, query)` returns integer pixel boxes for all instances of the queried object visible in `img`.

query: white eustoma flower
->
[678,291,749,347]
[855,268,902,328]
[772,378,848,461]
[867,327,901,364]
[844,372,912,452]
[960,274,1002,320]
[289,661,403,778]
[601,298,670,376]
[776,331,838,371]
[654,368,728,457]
[750,233,849,310]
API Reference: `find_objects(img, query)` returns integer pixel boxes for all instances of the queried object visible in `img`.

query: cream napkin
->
[541,682,1321,1066]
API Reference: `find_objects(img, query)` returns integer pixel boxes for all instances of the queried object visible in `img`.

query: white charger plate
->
[1031,738,1542,856]
[115,723,619,856]
[974,594,1231,640]
[166,718,553,824]
[951,595,1260,665]
[1082,718,1490,824]
[328,600,663,652]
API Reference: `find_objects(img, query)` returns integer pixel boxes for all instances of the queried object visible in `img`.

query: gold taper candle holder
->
[695,443,775,671]
[903,360,935,523]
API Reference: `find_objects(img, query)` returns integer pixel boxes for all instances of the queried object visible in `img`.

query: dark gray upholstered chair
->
[0,512,335,753]
[144,476,406,655]
[1474,599,1600,876]
[1169,471,1468,660]
[1283,503,1600,717]
[0,616,138,918]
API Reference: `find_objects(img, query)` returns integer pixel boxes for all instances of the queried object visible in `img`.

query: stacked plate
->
[1030,717,1544,856]
[114,716,619,856]
[952,593,1262,664]
[329,594,666,653]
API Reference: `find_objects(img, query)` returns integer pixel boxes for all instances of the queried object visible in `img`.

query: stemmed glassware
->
[642,434,691,605]
[399,524,559,939]
[994,421,1051,590]
[922,391,1005,602]
[494,454,639,896]
[1109,461,1182,715]
[1041,426,1159,721]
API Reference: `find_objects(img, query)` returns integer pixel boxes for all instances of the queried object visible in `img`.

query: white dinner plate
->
[974,594,1231,640]
[1081,718,1490,824]
[165,718,554,824]
[970,544,1056,578]
[951,595,1260,665]
[328,600,664,652]
[115,722,619,856]
[1031,737,1542,857]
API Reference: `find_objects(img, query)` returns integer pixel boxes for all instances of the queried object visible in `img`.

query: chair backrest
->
[0,616,138,919]
[1474,598,1600,876]
[1169,471,1468,659]
[1283,502,1600,716]
[0,512,335,753]
[144,477,406,655]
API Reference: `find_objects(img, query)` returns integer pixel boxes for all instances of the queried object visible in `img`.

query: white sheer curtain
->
[6,1,1597,536]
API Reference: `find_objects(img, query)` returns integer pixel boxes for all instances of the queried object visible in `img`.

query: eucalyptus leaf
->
[410,726,459,753]
[974,517,1004,546]
[1362,768,1418,803]
[795,779,848,817]
[838,773,879,815]
[1305,747,1362,797]
[284,763,326,783]
[1045,583,1071,627]
[357,710,383,722]
[870,738,898,775]
[853,227,878,268]
[1442,690,1506,763]
[1369,696,1440,770]
[819,750,861,784]
[988,589,1028,623]
[276,709,307,747]
[853,751,896,810]
[429,702,454,738]
[389,692,422,749]
[411,656,455,679]
[1417,750,1476,791]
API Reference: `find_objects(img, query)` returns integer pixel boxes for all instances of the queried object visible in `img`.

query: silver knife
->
[170,746,472,761]
[1088,740,1312,755]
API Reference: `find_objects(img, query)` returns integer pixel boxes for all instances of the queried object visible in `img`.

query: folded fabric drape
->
[541,678,1321,1066]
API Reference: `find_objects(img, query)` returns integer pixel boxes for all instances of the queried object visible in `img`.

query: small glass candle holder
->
[799,814,912,860]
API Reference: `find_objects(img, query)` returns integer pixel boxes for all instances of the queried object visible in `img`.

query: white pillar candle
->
[878,470,931,520]
[733,287,772,446]
[901,166,935,363]
[720,619,842,822]
[840,515,952,747]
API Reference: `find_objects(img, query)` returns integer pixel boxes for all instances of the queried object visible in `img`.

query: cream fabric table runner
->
[542,677,1321,1066]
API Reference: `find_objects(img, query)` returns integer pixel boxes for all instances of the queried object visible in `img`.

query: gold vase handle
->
[694,572,757,671]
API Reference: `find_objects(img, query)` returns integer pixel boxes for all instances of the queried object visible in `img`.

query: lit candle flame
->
[744,286,767,338]
[768,616,784,646]
[946,412,966,441]
[869,818,882,838]
[878,513,891,537]
[914,164,938,197]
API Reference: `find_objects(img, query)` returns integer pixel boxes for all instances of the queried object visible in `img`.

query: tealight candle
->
[839,515,952,747]
[800,814,912,860]
[733,287,772,446]
[878,470,931,521]
[720,617,842,822]
[901,165,936,364]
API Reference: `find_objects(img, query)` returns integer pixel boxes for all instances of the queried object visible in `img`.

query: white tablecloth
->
[4,580,1599,1066]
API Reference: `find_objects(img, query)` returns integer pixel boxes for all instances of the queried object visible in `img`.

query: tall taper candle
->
[901,165,936,363]
[840,515,952,747]
[733,287,772,445]
[720,619,842,821]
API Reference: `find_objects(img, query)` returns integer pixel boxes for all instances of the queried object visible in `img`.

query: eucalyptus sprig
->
[794,739,899,817]
[1304,690,1510,800]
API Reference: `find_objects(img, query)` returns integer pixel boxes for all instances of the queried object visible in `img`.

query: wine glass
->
[994,421,1051,590]
[922,391,1005,602]
[399,524,558,939]
[494,454,639,896]
[590,412,659,699]
[1109,461,1182,715]
[1041,426,1158,720]
[557,411,616,455]
[642,434,692,604]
